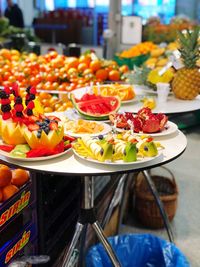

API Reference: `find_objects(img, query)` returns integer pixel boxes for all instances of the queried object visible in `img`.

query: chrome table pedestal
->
[61,176,122,267]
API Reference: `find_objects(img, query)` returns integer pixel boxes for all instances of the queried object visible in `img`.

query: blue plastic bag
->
[86,234,189,267]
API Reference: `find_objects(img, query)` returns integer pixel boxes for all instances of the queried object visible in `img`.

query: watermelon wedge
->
[71,93,121,121]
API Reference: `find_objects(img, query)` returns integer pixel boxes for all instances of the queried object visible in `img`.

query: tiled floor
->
[120,126,200,267]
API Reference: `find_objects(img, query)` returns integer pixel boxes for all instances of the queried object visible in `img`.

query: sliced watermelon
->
[71,93,121,120]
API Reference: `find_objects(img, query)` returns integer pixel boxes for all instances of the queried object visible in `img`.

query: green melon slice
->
[71,93,121,121]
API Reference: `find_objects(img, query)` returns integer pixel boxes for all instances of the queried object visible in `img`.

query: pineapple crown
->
[178,27,200,68]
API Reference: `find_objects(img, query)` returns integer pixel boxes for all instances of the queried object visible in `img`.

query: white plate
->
[121,98,138,104]
[0,147,71,162]
[115,121,178,137]
[64,121,112,138]
[64,109,110,123]
[72,84,136,104]
[73,149,162,166]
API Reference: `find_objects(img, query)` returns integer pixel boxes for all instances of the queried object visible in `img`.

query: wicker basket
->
[134,167,178,229]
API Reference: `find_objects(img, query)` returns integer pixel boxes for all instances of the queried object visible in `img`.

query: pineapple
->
[172,27,200,100]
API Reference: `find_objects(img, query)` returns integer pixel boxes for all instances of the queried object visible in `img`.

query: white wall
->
[176,0,198,20]
[17,0,35,26]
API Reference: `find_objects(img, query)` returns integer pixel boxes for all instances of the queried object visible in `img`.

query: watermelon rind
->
[70,93,121,121]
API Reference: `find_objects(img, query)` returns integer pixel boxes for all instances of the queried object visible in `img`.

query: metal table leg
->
[102,174,128,229]
[142,170,174,243]
[61,222,84,267]
[92,221,121,267]
[61,176,122,267]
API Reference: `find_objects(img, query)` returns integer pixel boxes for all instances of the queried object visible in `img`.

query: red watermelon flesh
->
[71,93,121,120]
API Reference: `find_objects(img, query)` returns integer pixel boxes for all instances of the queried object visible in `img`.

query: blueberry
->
[37,132,41,138]
[38,129,42,133]
[45,118,50,123]
[26,86,31,94]
[1,105,11,112]
[27,109,33,116]
[0,91,9,99]
[15,96,22,104]
[16,111,23,117]
[44,127,49,135]
[144,146,148,151]
[29,94,36,100]
[98,135,104,140]
[25,100,30,106]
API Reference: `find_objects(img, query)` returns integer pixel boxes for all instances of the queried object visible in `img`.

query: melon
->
[1,120,26,145]
[71,93,121,120]
[24,126,64,150]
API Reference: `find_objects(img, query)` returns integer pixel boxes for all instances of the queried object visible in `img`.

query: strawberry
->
[27,101,35,109]
[2,112,11,120]
[4,86,11,95]
[47,115,61,122]
[28,123,40,131]
[1,98,11,105]
[14,104,23,112]
[49,121,58,130]
[63,135,76,142]
[38,114,46,120]
[28,115,39,123]
[30,86,37,95]
[12,83,19,96]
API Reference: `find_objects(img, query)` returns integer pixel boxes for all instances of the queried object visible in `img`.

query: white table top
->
[69,84,200,114]
[0,130,187,176]
[121,86,200,114]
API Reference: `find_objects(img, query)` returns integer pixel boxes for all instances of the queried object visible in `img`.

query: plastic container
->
[86,234,189,267]
[114,53,150,69]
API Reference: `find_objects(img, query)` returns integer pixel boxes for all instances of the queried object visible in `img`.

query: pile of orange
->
[120,42,157,58]
[0,164,30,202]
[0,49,129,92]
[38,92,73,113]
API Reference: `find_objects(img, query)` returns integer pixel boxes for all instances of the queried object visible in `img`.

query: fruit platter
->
[70,92,121,121]
[0,84,75,160]
[71,83,136,103]
[109,107,177,136]
[73,131,163,165]
[64,119,112,137]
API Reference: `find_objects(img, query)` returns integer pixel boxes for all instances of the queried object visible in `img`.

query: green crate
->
[114,53,150,69]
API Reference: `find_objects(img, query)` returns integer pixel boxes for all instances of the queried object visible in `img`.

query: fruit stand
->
[0,125,187,266]
[0,19,199,266]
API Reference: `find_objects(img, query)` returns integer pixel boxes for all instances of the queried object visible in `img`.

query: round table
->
[0,131,186,176]
[0,130,187,267]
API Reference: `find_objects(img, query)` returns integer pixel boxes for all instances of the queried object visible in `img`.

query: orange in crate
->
[11,169,30,187]
[0,188,3,202]
[0,164,12,187]
[2,184,19,201]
